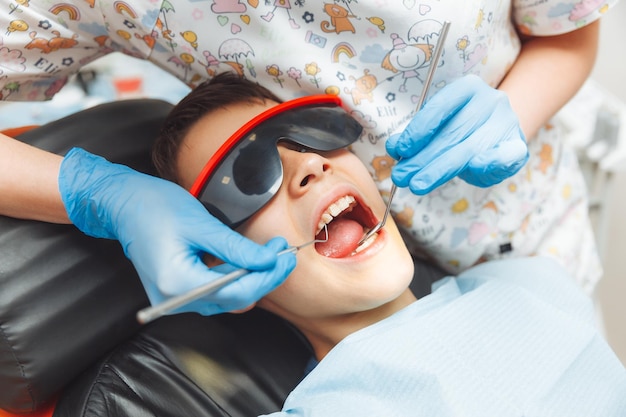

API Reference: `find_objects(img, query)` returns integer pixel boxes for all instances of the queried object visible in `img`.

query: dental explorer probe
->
[357,21,451,247]
[136,225,328,325]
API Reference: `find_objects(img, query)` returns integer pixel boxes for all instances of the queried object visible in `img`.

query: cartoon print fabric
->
[1,0,617,290]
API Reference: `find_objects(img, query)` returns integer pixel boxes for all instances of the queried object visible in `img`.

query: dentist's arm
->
[386,21,600,195]
[499,20,599,140]
[0,133,68,222]
[0,135,295,315]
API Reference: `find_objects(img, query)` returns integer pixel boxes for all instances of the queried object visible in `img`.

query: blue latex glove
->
[58,148,296,315]
[386,74,529,195]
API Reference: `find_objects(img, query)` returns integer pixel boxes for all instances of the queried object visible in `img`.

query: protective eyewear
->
[190,94,363,228]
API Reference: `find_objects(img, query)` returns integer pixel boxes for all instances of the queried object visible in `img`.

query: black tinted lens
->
[258,106,361,151]
[233,138,283,195]
[198,141,283,228]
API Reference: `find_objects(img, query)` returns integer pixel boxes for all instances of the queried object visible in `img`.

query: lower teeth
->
[353,232,377,254]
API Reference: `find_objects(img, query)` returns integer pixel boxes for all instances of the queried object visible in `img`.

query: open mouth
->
[314,195,379,258]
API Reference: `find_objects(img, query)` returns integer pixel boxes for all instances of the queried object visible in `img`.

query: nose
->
[278,145,332,197]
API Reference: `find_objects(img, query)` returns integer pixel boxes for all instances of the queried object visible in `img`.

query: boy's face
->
[177,100,414,334]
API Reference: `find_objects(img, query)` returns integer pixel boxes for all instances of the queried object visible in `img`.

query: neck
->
[299,289,417,360]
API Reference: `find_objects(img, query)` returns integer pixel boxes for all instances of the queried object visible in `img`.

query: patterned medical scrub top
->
[0,0,618,290]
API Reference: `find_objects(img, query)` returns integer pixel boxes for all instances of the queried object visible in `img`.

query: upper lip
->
[313,185,378,236]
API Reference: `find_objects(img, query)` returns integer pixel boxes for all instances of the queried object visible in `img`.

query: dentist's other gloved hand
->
[58,148,296,315]
[386,74,529,195]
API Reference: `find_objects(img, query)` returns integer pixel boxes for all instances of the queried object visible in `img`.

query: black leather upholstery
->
[0,100,169,413]
[54,311,313,417]
[0,100,448,416]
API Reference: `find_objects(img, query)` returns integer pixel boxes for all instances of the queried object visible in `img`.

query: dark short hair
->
[152,72,283,182]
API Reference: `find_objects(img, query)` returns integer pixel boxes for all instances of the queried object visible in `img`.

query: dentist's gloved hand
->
[386,74,529,195]
[59,148,296,315]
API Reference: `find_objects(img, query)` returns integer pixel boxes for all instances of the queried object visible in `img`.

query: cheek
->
[257,265,322,317]
[237,198,295,244]
[258,252,351,318]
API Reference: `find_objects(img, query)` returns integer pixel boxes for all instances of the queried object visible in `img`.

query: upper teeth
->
[317,195,356,233]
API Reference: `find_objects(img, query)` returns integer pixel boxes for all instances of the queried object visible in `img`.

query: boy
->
[152,73,626,416]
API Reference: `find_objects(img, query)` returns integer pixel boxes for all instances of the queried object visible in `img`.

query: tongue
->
[315,218,363,258]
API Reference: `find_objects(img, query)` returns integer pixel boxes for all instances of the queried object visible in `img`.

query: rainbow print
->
[114,1,138,18]
[331,42,356,63]
[49,3,80,20]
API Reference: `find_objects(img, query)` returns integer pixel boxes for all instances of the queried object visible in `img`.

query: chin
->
[360,247,414,297]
